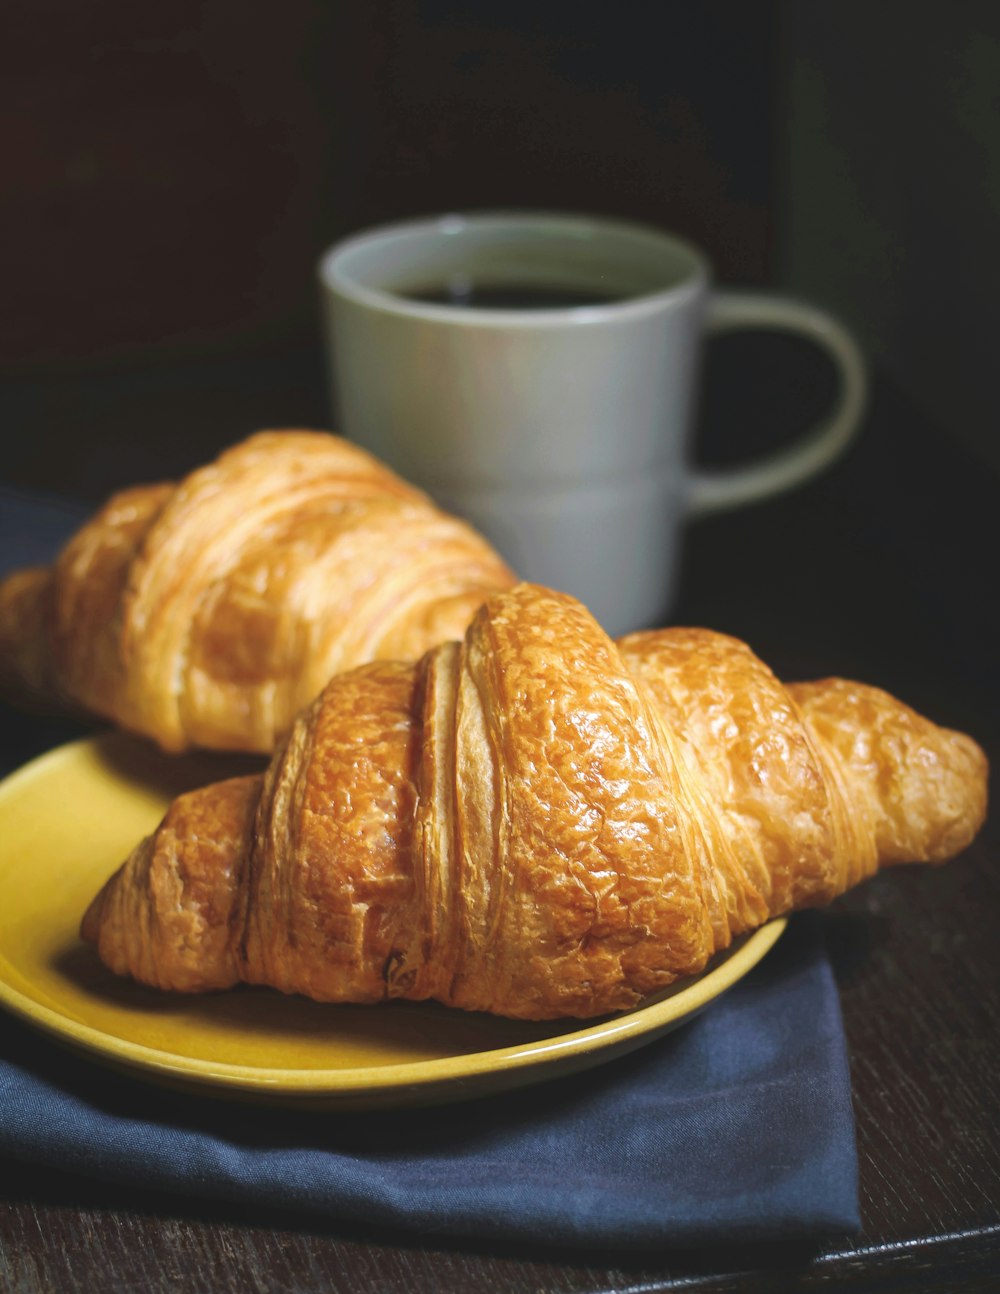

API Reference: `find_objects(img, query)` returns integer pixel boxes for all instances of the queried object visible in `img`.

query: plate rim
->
[0,734,787,1100]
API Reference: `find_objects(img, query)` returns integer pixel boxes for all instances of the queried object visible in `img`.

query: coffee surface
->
[399,282,624,309]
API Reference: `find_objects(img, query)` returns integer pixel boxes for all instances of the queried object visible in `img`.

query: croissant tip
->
[80,884,107,944]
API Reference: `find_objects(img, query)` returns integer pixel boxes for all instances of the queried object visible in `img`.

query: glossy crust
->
[82,584,989,1020]
[0,431,515,753]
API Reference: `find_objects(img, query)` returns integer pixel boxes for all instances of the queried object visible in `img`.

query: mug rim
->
[317,210,710,327]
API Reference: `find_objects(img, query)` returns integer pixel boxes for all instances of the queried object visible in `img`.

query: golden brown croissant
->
[81,583,987,1020]
[0,430,514,753]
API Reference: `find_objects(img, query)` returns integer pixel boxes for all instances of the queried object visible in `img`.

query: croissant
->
[0,430,515,754]
[81,583,987,1020]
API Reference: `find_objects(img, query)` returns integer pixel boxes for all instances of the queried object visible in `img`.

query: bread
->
[0,430,515,753]
[81,583,988,1020]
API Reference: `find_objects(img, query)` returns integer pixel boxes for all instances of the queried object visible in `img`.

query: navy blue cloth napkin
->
[0,488,860,1248]
[0,918,858,1248]
[0,485,91,571]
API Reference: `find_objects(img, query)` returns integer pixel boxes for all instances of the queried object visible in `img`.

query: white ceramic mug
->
[318,212,866,635]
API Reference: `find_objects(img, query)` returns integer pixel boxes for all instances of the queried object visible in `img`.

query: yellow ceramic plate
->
[0,733,785,1109]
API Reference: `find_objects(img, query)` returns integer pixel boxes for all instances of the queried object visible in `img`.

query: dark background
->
[4,0,997,501]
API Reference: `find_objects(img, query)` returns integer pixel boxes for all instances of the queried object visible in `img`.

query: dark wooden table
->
[0,346,997,1292]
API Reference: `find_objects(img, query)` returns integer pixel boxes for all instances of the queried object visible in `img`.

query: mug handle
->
[688,291,867,517]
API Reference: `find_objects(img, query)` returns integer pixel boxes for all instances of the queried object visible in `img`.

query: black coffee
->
[399,281,624,310]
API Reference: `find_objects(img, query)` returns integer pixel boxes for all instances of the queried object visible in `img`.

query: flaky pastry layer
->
[82,585,988,1020]
[0,430,515,752]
